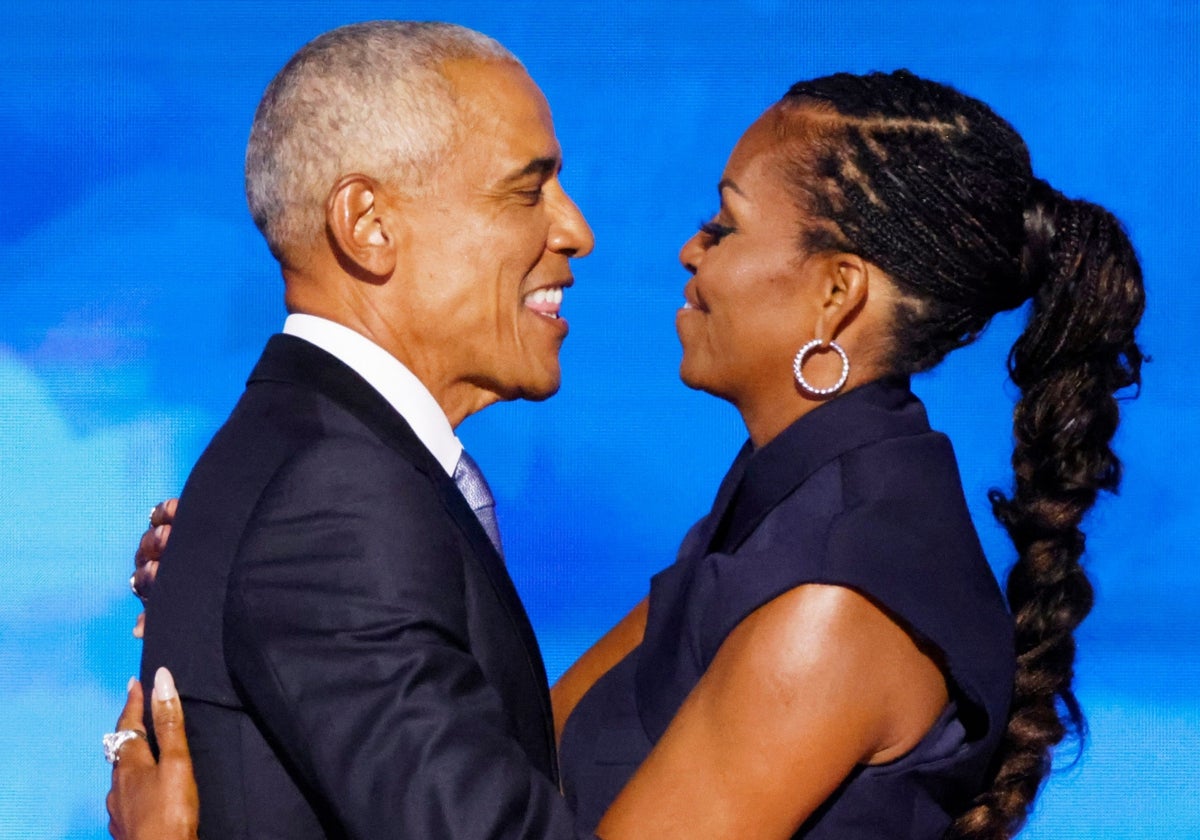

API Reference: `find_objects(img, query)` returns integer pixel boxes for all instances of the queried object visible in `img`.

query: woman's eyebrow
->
[718,178,745,198]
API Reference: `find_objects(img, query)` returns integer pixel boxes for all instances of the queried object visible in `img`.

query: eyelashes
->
[698,218,735,243]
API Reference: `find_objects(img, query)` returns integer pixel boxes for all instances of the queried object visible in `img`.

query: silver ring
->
[103,729,147,764]
[129,573,147,604]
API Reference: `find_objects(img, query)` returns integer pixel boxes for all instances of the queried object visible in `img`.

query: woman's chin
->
[677,361,728,403]
[677,358,707,392]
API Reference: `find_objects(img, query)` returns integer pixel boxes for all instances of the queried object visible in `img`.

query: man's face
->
[392,59,593,413]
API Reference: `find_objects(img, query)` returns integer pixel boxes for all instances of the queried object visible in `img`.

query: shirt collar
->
[282,314,462,476]
[709,376,929,554]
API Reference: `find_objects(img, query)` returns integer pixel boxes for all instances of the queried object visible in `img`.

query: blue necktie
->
[453,450,503,557]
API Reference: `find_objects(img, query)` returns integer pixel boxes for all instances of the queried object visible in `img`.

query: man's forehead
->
[445,58,547,116]
[444,59,561,179]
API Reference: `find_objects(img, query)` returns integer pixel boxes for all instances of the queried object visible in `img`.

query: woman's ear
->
[814,253,870,344]
[325,174,398,280]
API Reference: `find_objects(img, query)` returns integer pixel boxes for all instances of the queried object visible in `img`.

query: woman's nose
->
[679,231,704,274]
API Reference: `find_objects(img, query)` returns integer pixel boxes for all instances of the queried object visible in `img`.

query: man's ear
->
[325,174,398,279]
[813,253,871,344]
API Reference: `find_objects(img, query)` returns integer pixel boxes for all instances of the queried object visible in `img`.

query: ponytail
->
[772,70,1145,835]
[949,187,1145,838]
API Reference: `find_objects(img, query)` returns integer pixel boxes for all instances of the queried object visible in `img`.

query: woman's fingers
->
[110,677,152,770]
[106,670,200,840]
[115,677,145,735]
[108,678,152,838]
[136,528,167,567]
[149,499,179,528]
[150,669,192,767]
[149,668,201,839]
[131,500,177,639]
[133,505,173,604]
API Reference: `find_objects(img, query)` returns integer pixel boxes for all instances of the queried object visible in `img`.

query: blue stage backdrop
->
[1,2,1196,837]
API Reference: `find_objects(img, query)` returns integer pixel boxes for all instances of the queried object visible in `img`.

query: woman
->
[551,68,1143,838]
[112,70,1144,838]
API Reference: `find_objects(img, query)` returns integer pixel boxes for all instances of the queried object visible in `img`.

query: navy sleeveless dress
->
[559,377,1015,838]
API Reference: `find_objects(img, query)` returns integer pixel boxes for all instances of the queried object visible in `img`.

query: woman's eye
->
[698,219,735,243]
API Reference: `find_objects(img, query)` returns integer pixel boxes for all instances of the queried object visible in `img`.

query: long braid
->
[778,71,1145,837]
[960,189,1144,837]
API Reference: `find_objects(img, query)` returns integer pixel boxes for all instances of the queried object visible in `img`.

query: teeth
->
[525,287,564,305]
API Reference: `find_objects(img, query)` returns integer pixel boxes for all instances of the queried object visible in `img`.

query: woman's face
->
[675,110,822,412]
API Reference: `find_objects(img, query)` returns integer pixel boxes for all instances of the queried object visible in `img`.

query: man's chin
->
[488,365,562,404]
[519,373,561,403]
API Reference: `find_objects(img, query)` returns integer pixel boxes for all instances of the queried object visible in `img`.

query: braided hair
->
[777,70,1144,837]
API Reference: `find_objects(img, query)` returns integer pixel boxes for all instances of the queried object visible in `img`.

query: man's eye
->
[518,188,544,205]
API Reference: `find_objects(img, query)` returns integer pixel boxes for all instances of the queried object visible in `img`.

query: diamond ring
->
[103,729,147,764]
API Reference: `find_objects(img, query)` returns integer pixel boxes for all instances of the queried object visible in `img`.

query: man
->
[108,21,595,839]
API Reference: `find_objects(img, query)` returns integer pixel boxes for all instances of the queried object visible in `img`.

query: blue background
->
[1,1,1196,836]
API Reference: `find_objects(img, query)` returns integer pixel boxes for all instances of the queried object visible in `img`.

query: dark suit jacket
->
[141,334,583,839]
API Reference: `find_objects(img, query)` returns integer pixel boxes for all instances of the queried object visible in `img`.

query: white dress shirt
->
[282,314,462,477]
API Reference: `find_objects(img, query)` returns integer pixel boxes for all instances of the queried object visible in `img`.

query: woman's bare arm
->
[550,598,648,744]
[596,584,948,839]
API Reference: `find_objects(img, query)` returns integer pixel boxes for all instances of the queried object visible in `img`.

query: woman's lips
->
[681,283,706,312]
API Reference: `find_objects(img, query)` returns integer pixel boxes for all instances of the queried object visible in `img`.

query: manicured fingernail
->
[127,676,137,692]
[154,667,178,701]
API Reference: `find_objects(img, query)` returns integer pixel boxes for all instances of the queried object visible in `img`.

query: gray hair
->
[245,21,519,262]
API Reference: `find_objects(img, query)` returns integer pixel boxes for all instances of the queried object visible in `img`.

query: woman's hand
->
[131,499,177,638]
[106,668,200,840]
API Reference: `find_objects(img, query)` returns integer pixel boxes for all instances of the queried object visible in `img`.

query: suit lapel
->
[697,441,752,553]
[248,335,556,764]
[248,334,444,472]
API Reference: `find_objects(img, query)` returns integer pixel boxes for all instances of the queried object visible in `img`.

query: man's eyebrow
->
[718,178,744,197]
[502,156,561,183]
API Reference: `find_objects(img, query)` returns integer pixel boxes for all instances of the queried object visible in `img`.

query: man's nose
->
[548,189,594,258]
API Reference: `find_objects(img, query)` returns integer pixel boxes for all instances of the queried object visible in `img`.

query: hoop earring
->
[793,339,850,397]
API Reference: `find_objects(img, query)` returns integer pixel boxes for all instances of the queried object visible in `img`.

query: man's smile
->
[522,282,571,320]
